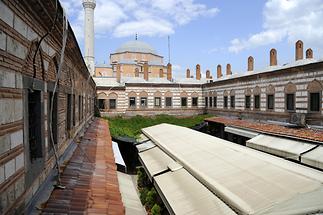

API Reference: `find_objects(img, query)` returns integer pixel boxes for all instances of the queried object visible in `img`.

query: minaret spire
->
[82,0,96,76]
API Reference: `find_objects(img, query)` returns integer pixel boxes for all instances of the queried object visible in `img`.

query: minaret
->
[82,0,96,76]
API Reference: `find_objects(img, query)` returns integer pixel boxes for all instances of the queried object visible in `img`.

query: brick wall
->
[0,0,95,213]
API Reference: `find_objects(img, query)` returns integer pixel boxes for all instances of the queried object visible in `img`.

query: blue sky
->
[61,0,323,78]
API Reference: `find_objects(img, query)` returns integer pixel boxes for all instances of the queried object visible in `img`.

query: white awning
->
[142,123,323,214]
[225,126,259,138]
[154,168,236,215]
[246,134,316,161]
[301,146,323,170]
[138,147,176,179]
[112,141,125,167]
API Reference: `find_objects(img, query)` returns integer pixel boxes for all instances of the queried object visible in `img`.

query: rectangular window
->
[98,99,105,109]
[129,97,136,108]
[192,97,198,107]
[254,95,260,109]
[205,97,208,107]
[267,94,274,110]
[48,92,58,151]
[181,97,187,107]
[140,97,147,108]
[310,92,320,112]
[109,99,116,109]
[67,94,72,132]
[245,96,251,109]
[224,96,228,108]
[286,94,295,111]
[154,97,161,107]
[213,96,217,107]
[209,97,213,107]
[28,90,43,161]
[165,97,172,107]
[230,96,235,108]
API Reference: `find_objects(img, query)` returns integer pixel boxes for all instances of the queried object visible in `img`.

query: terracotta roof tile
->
[42,118,125,214]
[206,117,323,142]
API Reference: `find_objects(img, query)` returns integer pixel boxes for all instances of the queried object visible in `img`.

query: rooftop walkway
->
[41,118,125,214]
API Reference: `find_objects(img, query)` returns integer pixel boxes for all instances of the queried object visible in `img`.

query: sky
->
[60,0,323,78]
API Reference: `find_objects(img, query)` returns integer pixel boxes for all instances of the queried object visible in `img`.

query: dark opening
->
[181,97,187,107]
[310,92,320,112]
[267,94,274,110]
[286,93,295,111]
[224,96,228,108]
[213,96,217,107]
[230,96,235,108]
[245,96,251,109]
[48,92,58,152]
[98,99,105,109]
[254,95,260,109]
[140,97,147,108]
[79,95,81,122]
[129,97,136,108]
[209,97,213,107]
[73,94,76,126]
[192,97,198,107]
[28,90,43,161]
[205,97,208,107]
[67,94,72,133]
[165,97,172,107]
[109,99,116,109]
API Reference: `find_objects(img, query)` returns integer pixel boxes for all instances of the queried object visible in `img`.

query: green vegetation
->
[151,204,161,215]
[106,114,212,139]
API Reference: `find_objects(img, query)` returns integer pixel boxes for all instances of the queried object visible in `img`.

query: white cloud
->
[229,0,323,53]
[60,0,218,39]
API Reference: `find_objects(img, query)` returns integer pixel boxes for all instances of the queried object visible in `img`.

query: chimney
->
[295,40,303,61]
[135,68,139,77]
[217,65,222,79]
[306,48,313,59]
[196,64,201,80]
[206,70,211,79]
[159,68,164,78]
[116,64,121,83]
[144,63,149,81]
[186,69,190,78]
[248,56,254,72]
[270,49,277,66]
[167,63,172,81]
[226,64,232,76]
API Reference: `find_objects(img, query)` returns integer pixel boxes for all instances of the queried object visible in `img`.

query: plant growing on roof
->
[145,188,157,209]
[151,204,161,215]
[139,187,149,205]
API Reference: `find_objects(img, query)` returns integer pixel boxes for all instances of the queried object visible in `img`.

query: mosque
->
[83,0,323,125]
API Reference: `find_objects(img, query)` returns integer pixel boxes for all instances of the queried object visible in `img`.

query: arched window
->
[245,88,252,109]
[230,90,235,108]
[191,92,199,107]
[165,91,173,108]
[154,91,162,108]
[284,82,297,112]
[139,91,148,108]
[180,91,188,107]
[97,92,108,110]
[307,80,322,112]
[223,90,228,108]
[107,93,118,110]
[128,91,137,108]
[254,86,261,110]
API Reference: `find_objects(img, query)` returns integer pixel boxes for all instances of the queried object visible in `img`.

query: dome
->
[115,40,157,55]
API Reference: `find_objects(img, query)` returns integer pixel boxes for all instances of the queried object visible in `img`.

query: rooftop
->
[115,40,158,55]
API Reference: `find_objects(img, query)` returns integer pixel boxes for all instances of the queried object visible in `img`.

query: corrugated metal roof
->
[154,169,237,215]
[142,123,323,214]
[246,134,316,160]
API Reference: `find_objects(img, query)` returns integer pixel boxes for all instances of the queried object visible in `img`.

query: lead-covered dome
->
[115,40,157,55]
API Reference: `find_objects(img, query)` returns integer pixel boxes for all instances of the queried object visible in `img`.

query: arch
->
[245,88,252,96]
[108,92,118,99]
[154,91,162,97]
[128,91,137,97]
[307,80,323,93]
[284,82,297,94]
[230,89,235,96]
[223,90,228,97]
[266,85,275,95]
[191,92,199,97]
[165,91,173,97]
[180,91,188,97]
[253,86,261,95]
[139,91,148,97]
[97,92,108,99]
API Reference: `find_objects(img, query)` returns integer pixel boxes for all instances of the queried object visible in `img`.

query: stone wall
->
[0,0,95,213]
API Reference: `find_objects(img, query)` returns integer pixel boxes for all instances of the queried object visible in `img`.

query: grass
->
[105,114,212,139]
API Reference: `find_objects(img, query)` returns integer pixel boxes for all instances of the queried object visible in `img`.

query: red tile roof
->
[205,117,323,143]
[42,118,125,215]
